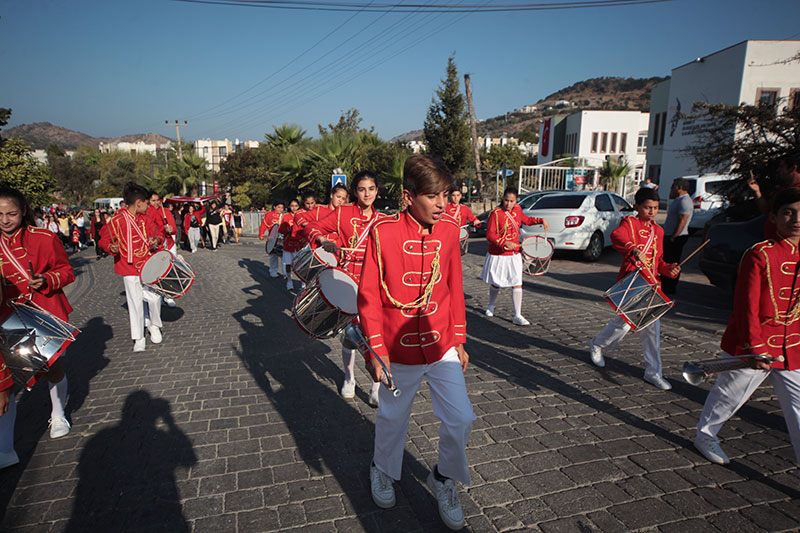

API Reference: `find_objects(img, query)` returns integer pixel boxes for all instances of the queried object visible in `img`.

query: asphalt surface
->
[0,235,798,532]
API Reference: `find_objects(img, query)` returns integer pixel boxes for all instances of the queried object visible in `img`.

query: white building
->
[30,149,75,164]
[648,40,800,200]
[99,141,170,155]
[538,110,650,174]
[234,139,260,151]
[519,105,537,114]
[407,140,426,154]
[194,138,233,171]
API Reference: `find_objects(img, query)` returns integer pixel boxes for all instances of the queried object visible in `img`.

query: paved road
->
[1,237,798,532]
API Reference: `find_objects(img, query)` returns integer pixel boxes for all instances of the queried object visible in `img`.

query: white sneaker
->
[588,341,605,368]
[144,317,151,328]
[427,469,465,530]
[484,306,494,317]
[133,338,146,352]
[340,379,355,399]
[164,298,177,308]
[370,464,396,509]
[644,374,672,390]
[368,389,380,407]
[269,272,279,278]
[49,416,71,439]
[148,326,162,344]
[694,435,730,464]
[0,450,19,469]
[512,315,530,326]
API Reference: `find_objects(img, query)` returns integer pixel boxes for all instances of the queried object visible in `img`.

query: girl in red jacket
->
[481,187,547,326]
[0,187,77,469]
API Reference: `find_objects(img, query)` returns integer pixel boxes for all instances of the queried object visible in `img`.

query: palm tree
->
[163,152,209,195]
[599,157,632,193]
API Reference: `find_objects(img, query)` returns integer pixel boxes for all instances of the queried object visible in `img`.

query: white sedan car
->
[519,191,635,261]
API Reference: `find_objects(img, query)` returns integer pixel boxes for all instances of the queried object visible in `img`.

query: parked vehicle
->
[470,190,561,238]
[675,174,736,231]
[699,215,765,291]
[520,191,635,261]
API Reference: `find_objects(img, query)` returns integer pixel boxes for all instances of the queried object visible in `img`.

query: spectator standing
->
[90,209,107,259]
[184,204,203,253]
[232,208,245,244]
[661,178,693,295]
[206,202,224,251]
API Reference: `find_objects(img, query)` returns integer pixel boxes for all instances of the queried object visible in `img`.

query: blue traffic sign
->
[331,174,346,187]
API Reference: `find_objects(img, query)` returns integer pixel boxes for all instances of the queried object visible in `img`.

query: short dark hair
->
[403,155,453,196]
[772,187,800,214]
[273,201,285,208]
[149,190,160,199]
[330,183,347,197]
[779,153,799,170]
[0,186,36,227]
[672,178,689,191]
[502,187,518,198]
[634,187,659,205]
[301,190,316,202]
[123,182,149,205]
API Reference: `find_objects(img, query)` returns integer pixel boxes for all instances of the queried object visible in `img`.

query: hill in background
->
[3,122,173,150]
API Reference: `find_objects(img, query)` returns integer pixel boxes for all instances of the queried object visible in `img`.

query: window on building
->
[659,112,667,145]
[652,114,661,146]
[203,147,208,155]
[756,88,780,110]
[219,147,227,157]
[591,132,598,153]
[619,132,627,153]
[601,132,608,152]
[609,133,617,153]
[789,89,800,111]
[637,133,647,154]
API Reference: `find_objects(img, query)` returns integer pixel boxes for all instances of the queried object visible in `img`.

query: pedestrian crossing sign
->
[331,174,346,187]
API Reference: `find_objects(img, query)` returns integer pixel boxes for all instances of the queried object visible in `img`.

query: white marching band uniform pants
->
[123,275,162,340]
[373,347,475,486]
[696,353,800,465]
[592,316,663,378]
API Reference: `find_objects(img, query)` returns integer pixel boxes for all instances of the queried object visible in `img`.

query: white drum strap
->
[0,235,31,282]
[122,210,148,264]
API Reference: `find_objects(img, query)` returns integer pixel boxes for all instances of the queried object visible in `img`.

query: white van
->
[674,174,735,231]
[93,197,124,211]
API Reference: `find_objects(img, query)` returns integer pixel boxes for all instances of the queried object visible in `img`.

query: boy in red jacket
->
[588,187,680,389]
[358,155,474,530]
[694,187,800,466]
[100,183,164,352]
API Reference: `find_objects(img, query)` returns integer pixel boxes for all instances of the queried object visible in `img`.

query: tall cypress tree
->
[423,56,471,176]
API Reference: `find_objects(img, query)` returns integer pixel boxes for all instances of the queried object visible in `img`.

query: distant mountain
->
[3,122,173,150]
[389,129,423,144]
[391,76,668,142]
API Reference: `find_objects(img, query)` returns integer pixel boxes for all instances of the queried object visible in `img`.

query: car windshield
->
[531,195,585,209]
[518,194,542,209]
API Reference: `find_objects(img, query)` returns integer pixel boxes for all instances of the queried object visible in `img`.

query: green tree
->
[46,143,99,205]
[483,144,526,173]
[318,108,373,137]
[599,157,632,192]
[423,56,471,176]
[0,138,54,206]
[162,152,210,195]
[517,125,539,144]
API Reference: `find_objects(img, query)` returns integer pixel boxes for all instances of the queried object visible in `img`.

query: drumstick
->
[28,260,35,278]
[677,238,710,267]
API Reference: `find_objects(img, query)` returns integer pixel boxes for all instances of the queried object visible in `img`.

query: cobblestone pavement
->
[1,237,798,532]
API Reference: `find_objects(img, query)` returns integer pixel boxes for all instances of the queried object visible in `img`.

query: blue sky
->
[2,0,799,142]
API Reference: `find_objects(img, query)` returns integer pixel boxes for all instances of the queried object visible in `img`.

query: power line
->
[173,0,675,13]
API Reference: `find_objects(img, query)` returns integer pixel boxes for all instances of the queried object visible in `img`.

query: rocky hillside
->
[391,76,668,142]
[3,122,173,150]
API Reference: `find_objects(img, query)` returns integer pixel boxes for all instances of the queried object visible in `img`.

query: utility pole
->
[464,74,482,196]
[166,120,188,159]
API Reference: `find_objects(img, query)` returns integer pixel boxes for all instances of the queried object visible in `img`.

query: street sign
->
[506,169,514,176]
[331,174,346,187]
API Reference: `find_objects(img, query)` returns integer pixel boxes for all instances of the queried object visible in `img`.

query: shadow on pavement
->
[65,390,196,531]
[465,309,800,499]
[233,258,447,531]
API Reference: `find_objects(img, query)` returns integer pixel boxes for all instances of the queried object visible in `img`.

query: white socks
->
[512,288,523,317]
[342,347,357,382]
[49,377,68,419]
[371,381,380,395]
[488,285,500,308]
[0,394,17,453]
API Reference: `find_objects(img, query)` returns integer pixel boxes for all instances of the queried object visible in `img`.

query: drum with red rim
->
[604,267,673,331]
[292,267,358,339]
[292,246,338,283]
[459,226,469,256]
[140,250,196,299]
[520,236,554,276]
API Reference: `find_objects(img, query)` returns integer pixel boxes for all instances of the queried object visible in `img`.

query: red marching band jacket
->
[357,211,467,365]
[258,211,286,239]
[99,210,157,276]
[486,205,543,256]
[304,204,385,280]
[279,213,307,253]
[293,205,340,246]
[721,238,800,369]
[611,216,675,285]
[445,203,480,227]
[146,206,176,249]
[0,226,76,391]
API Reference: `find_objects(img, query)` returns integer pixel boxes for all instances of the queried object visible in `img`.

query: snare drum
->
[140,250,196,299]
[459,227,469,256]
[0,301,80,391]
[266,225,283,255]
[292,246,338,283]
[293,267,358,339]
[604,268,673,331]
[520,236,554,276]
